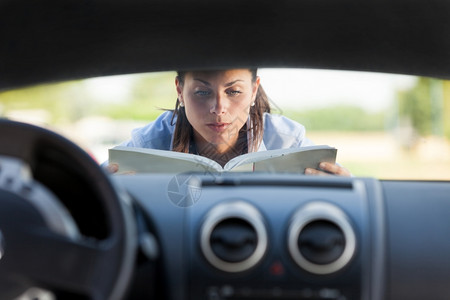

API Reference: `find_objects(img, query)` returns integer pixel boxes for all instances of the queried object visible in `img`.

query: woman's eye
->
[194,90,211,96]
[227,90,242,96]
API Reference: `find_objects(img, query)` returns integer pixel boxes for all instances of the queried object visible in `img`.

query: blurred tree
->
[396,77,449,139]
[284,105,386,131]
[0,81,93,124]
[397,78,432,136]
[99,72,176,120]
[444,81,450,140]
[0,72,178,124]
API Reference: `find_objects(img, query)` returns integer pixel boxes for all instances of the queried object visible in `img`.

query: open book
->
[108,145,337,174]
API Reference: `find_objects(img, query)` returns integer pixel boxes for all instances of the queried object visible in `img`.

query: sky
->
[258,68,417,112]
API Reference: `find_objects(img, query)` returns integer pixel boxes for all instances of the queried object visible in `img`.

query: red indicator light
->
[269,261,285,276]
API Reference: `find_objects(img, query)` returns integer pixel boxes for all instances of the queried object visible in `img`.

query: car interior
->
[1,0,450,300]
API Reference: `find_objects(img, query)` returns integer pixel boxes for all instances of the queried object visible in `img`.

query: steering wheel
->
[0,120,136,300]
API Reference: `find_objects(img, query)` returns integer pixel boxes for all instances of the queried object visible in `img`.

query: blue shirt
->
[120,111,314,151]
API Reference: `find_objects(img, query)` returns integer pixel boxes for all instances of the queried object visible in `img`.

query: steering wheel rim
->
[0,120,136,300]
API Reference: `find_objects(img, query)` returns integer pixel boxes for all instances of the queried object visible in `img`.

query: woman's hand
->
[105,163,119,173]
[104,163,136,175]
[305,162,351,177]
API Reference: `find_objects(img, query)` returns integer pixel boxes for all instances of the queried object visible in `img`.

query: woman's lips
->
[206,122,231,133]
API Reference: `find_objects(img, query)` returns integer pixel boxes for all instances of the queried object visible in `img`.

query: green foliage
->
[100,71,177,121]
[0,80,97,123]
[396,77,450,139]
[283,105,387,131]
[397,78,433,136]
[0,72,178,123]
[444,81,450,140]
[99,105,165,121]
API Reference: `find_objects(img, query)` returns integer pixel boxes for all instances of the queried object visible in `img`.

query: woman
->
[108,69,350,176]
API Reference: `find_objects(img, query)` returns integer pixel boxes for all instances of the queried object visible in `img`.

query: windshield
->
[1,68,449,180]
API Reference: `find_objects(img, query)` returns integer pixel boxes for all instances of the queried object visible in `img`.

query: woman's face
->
[176,69,260,151]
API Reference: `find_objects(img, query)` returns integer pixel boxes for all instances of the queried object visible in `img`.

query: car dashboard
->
[116,172,450,300]
[120,173,380,300]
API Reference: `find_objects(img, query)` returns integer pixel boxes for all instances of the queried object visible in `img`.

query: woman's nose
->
[210,94,227,115]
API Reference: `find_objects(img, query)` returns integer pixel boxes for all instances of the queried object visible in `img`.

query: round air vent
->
[200,201,267,273]
[288,202,356,275]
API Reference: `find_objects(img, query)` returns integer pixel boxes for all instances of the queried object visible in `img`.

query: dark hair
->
[171,69,271,153]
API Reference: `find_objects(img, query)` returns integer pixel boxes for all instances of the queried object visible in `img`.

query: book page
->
[109,146,223,174]
[224,145,337,173]
[254,146,336,173]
